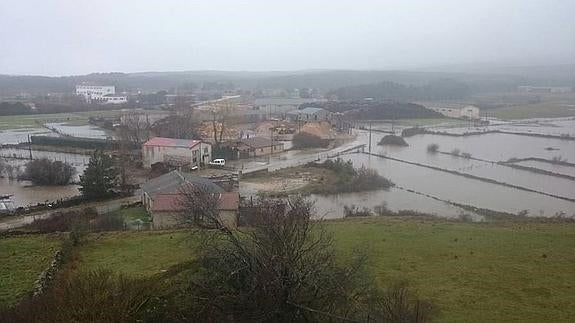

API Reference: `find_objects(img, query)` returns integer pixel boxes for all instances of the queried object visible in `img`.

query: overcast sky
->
[1,0,574,76]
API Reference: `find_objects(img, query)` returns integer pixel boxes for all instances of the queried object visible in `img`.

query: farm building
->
[141,170,239,229]
[142,137,212,169]
[234,137,285,159]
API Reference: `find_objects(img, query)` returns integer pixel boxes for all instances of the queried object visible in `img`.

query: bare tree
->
[177,192,368,321]
[121,111,150,145]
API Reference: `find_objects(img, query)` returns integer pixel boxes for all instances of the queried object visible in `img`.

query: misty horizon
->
[2,0,575,76]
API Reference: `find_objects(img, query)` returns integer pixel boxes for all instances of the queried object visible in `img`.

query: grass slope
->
[0,110,125,130]
[76,231,192,277]
[7,218,575,322]
[0,234,62,306]
[328,217,575,322]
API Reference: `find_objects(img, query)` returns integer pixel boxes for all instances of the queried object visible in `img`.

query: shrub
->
[427,143,439,153]
[23,158,74,185]
[552,155,567,163]
[461,152,472,159]
[0,270,164,322]
[25,208,125,233]
[344,205,374,217]
[378,135,409,146]
[293,132,328,149]
[451,148,460,156]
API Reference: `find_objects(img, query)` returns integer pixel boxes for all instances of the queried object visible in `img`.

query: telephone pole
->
[368,121,372,154]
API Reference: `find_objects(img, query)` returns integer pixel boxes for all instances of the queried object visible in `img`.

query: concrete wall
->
[237,143,284,158]
[142,144,212,168]
[143,145,192,168]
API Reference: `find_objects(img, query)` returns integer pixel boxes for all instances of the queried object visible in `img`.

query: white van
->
[208,158,226,167]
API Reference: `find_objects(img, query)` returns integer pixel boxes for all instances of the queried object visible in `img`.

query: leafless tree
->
[121,111,150,145]
[176,190,434,322]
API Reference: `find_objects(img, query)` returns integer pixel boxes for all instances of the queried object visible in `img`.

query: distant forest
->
[2,65,574,97]
[328,79,472,101]
[302,101,442,120]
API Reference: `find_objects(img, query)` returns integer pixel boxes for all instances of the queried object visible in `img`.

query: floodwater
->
[345,153,575,217]
[0,149,88,207]
[0,128,55,145]
[44,122,113,139]
[240,117,575,219]
[310,189,481,220]
[513,160,575,178]
[0,178,80,208]
[0,148,89,180]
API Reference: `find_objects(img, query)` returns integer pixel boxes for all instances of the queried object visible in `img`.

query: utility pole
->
[27,134,33,160]
[368,120,372,154]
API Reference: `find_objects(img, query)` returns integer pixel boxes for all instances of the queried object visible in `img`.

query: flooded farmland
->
[44,122,113,139]
[239,117,575,220]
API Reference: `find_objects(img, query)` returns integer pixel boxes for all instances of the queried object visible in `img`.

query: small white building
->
[142,137,212,169]
[429,105,480,120]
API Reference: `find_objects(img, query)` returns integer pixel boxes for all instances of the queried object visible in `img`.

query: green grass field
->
[112,206,151,224]
[3,218,574,322]
[0,234,63,306]
[76,231,193,277]
[0,110,125,130]
[72,218,575,322]
[489,103,575,119]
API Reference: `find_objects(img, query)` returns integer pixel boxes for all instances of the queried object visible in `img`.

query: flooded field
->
[346,153,574,217]
[0,178,80,208]
[0,128,56,145]
[44,122,113,139]
[513,160,575,178]
[0,149,89,207]
[0,148,89,180]
[310,189,479,220]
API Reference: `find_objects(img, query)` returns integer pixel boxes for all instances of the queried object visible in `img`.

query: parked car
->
[208,158,226,167]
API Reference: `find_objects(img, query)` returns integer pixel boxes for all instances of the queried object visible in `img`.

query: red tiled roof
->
[143,137,201,149]
[151,192,239,212]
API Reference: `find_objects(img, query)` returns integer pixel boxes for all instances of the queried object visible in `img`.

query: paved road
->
[0,195,140,232]
[229,131,369,174]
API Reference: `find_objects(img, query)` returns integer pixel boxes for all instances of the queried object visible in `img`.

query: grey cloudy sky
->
[1,0,574,76]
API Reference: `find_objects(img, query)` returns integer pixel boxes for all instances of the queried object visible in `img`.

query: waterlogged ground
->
[44,122,113,139]
[244,117,575,219]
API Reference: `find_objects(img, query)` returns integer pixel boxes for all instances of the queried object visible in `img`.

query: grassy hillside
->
[68,218,575,322]
[0,234,62,306]
[3,218,574,322]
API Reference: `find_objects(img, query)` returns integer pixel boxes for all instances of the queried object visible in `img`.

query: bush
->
[25,208,125,233]
[427,143,439,153]
[0,270,164,322]
[293,132,328,149]
[23,158,74,185]
[378,135,408,146]
[461,152,472,159]
[312,159,394,194]
[344,205,374,217]
[451,148,460,156]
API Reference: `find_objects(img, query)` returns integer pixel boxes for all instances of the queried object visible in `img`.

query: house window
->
[204,147,208,154]
[260,148,264,152]
[193,157,197,163]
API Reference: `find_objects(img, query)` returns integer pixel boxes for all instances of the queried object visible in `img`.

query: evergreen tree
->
[79,150,119,200]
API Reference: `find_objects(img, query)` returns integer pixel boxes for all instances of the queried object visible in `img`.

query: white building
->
[76,84,127,104]
[100,94,128,104]
[142,137,212,169]
[429,105,480,119]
